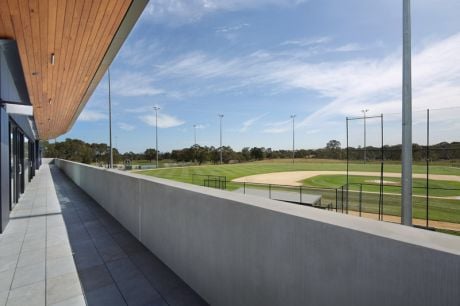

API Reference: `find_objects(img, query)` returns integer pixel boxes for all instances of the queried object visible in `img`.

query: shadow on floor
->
[49,165,208,306]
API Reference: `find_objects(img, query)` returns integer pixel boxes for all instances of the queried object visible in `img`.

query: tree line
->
[42,138,460,165]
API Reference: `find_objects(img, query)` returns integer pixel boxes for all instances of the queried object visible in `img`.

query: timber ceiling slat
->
[64,0,111,127]
[28,0,43,109]
[0,0,133,139]
[54,0,77,135]
[65,0,102,124]
[49,0,67,137]
[64,0,129,136]
[46,0,57,132]
[38,0,48,127]
[15,0,39,115]
[59,0,94,134]
[63,0,119,134]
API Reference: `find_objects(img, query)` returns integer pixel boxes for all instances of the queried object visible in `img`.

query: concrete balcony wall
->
[55,159,460,306]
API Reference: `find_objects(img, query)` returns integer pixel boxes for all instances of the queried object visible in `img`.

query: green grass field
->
[135,159,460,225]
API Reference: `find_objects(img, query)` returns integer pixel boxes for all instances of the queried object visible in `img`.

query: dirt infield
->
[347,211,460,232]
[232,171,460,186]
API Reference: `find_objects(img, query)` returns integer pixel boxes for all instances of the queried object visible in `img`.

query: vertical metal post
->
[244,182,246,194]
[193,124,197,146]
[361,109,369,163]
[153,106,160,169]
[359,184,362,217]
[335,188,338,212]
[291,115,296,164]
[426,109,430,228]
[218,114,224,164]
[108,69,113,168]
[346,118,349,214]
[269,184,272,199]
[299,186,302,204]
[341,185,344,213]
[402,0,413,226]
[380,114,384,221]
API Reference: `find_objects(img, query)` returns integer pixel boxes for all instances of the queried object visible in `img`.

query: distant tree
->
[326,140,341,150]
[144,148,157,162]
[250,147,265,160]
[241,147,251,161]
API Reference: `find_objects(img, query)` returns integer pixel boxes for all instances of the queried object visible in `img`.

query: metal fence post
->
[269,184,272,199]
[300,186,302,204]
[341,185,344,213]
[244,181,246,194]
[359,184,363,217]
[335,188,338,212]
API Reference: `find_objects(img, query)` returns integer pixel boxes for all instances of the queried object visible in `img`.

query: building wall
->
[0,107,10,232]
[56,159,460,306]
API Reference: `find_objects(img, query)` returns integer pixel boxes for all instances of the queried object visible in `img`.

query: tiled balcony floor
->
[0,162,207,306]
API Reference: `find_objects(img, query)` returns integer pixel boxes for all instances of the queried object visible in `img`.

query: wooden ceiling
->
[0,0,143,139]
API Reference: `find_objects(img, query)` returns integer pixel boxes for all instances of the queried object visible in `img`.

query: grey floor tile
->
[96,245,127,263]
[17,248,46,268]
[0,291,8,306]
[106,258,142,283]
[0,268,15,294]
[46,272,82,305]
[0,254,19,274]
[86,284,126,306]
[130,252,183,294]
[6,281,45,306]
[21,239,46,253]
[46,244,73,260]
[0,243,22,258]
[163,285,208,306]
[48,294,86,306]
[116,276,164,306]
[11,261,45,289]
[78,264,114,292]
[46,256,77,279]
[74,248,103,271]
[0,233,24,246]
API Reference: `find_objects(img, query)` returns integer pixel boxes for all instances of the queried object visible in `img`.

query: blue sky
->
[63,0,460,153]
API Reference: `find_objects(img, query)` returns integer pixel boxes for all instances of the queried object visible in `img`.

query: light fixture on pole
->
[361,109,369,164]
[290,115,296,164]
[401,0,413,226]
[153,106,160,169]
[108,68,113,168]
[218,114,224,164]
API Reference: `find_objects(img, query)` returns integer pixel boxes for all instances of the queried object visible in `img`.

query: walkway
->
[0,162,207,306]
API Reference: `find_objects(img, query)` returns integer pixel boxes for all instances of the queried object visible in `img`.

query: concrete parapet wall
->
[55,159,460,306]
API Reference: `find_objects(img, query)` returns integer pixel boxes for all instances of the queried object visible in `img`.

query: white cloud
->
[280,36,331,47]
[78,110,107,122]
[157,32,460,128]
[263,119,292,134]
[144,0,307,25]
[216,23,250,34]
[118,122,136,131]
[333,43,365,52]
[140,112,185,128]
[194,124,207,129]
[112,72,164,97]
[118,39,164,67]
[239,113,267,132]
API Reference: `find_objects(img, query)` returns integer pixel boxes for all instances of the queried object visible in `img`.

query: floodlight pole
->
[218,114,224,164]
[193,124,197,146]
[108,68,113,168]
[402,0,413,226]
[153,106,160,169]
[361,109,369,164]
[290,115,296,164]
